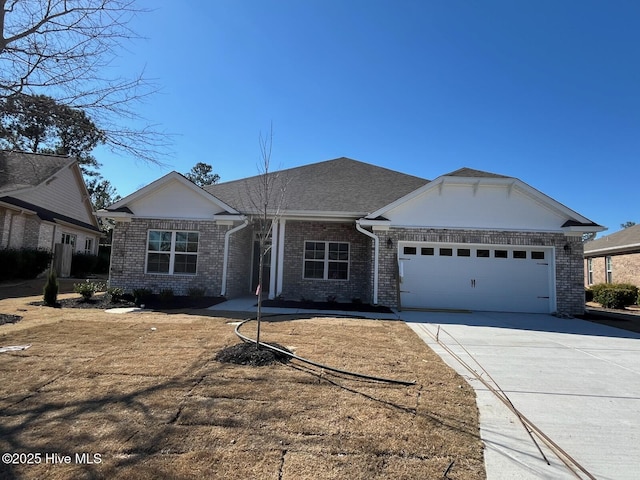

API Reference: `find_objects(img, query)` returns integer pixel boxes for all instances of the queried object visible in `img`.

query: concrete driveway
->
[403,311,640,480]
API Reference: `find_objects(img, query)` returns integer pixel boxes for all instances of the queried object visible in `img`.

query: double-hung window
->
[587,258,593,285]
[304,241,349,280]
[147,230,199,275]
[605,256,613,283]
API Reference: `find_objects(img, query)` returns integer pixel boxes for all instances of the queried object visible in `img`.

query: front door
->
[251,239,271,293]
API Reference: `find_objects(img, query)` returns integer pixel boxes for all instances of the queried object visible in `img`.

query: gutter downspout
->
[221,219,249,297]
[355,220,379,305]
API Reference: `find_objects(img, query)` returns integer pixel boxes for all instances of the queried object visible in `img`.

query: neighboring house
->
[99,157,602,315]
[0,150,101,258]
[584,224,640,287]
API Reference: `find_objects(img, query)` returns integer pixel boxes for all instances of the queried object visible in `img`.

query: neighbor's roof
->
[0,196,100,233]
[444,167,510,178]
[204,157,429,216]
[584,224,640,256]
[0,150,72,194]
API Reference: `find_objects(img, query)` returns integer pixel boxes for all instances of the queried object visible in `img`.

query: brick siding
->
[585,253,640,288]
[279,221,372,303]
[109,218,232,296]
[377,228,584,315]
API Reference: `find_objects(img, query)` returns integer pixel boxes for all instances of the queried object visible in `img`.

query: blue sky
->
[97,0,639,236]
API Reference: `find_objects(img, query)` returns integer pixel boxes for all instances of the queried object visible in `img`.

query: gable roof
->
[584,224,640,256]
[106,171,240,216]
[0,150,73,194]
[204,157,429,217]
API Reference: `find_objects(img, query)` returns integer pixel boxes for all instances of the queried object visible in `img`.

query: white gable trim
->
[108,171,239,214]
[366,174,599,228]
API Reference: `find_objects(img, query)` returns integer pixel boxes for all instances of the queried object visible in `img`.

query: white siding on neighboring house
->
[12,165,95,225]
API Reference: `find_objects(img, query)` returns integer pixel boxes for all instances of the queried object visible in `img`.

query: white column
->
[276,219,286,296]
[268,220,279,299]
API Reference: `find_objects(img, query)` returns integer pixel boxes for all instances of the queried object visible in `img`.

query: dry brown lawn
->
[0,291,484,480]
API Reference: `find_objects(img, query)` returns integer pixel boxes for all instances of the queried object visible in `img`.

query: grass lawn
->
[0,292,485,479]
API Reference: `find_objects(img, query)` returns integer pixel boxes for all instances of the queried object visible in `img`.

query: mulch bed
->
[261,299,393,313]
[0,313,22,325]
[30,294,226,310]
[215,342,293,366]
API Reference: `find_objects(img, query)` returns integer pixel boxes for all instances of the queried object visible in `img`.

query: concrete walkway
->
[404,311,640,480]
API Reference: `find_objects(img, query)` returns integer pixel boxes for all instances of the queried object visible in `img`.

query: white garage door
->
[398,242,555,313]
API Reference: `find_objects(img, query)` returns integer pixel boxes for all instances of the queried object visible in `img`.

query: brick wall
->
[109,218,230,296]
[377,228,584,315]
[585,253,640,287]
[280,221,372,303]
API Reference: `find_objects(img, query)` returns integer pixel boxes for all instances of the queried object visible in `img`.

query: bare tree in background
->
[0,0,169,163]
[245,126,287,349]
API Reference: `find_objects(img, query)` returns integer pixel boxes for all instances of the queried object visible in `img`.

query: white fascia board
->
[388,224,574,234]
[561,225,606,234]
[108,171,240,214]
[358,218,391,229]
[0,200,38,215]
[54,218,101,235]
[245,210,364,221]
[585,243,640,256]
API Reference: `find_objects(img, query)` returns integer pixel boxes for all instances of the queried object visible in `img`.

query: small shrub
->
[107,287,124,303]
[188,287,205,298]
[591,283,639,309]
[585,289,594,302]
[132,288,153,305]
[70,253,99,277]
[159,288,174,303]
[73,280,106,300]
[43,270,59,306]
[326,295,338,303]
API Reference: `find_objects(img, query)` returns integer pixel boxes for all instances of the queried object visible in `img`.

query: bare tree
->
[245,126,287,349]
[0,0,169,163]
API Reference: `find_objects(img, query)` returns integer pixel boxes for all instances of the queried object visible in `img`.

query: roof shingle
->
[0,150,71,194]
[205,157,429,215]
[584,224,640,255]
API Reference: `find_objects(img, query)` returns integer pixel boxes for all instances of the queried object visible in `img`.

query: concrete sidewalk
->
[403,311,640,480]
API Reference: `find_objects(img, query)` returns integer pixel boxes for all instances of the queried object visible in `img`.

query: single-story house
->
[99,157,603,315]
[0,150,101,256]
[584,224,640,287]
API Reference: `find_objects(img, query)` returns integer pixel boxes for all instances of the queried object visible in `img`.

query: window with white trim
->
[587,258,593,285]
[61,233,76,249]
[146,230,199,275]
[84,238,94,255]
[304,241,349,280]
[606,256,613,283]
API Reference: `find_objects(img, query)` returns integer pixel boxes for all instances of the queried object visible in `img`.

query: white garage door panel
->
[399,243,554,313]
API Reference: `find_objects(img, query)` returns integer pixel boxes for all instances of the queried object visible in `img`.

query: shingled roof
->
[204,157,429,216]
[0,150,72,194]
[444,167,510,178]
[584,224,640,256]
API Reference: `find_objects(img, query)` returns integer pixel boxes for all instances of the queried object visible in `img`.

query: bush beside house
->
[587,283,639,309]
[0,248,52,281]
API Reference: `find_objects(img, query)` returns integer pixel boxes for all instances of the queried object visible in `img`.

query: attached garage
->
[398,241,556,313]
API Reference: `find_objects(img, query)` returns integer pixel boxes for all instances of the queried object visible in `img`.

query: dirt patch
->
[0,295,485,479]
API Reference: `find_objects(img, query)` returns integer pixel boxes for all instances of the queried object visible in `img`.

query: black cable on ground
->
[234,317,416,386]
